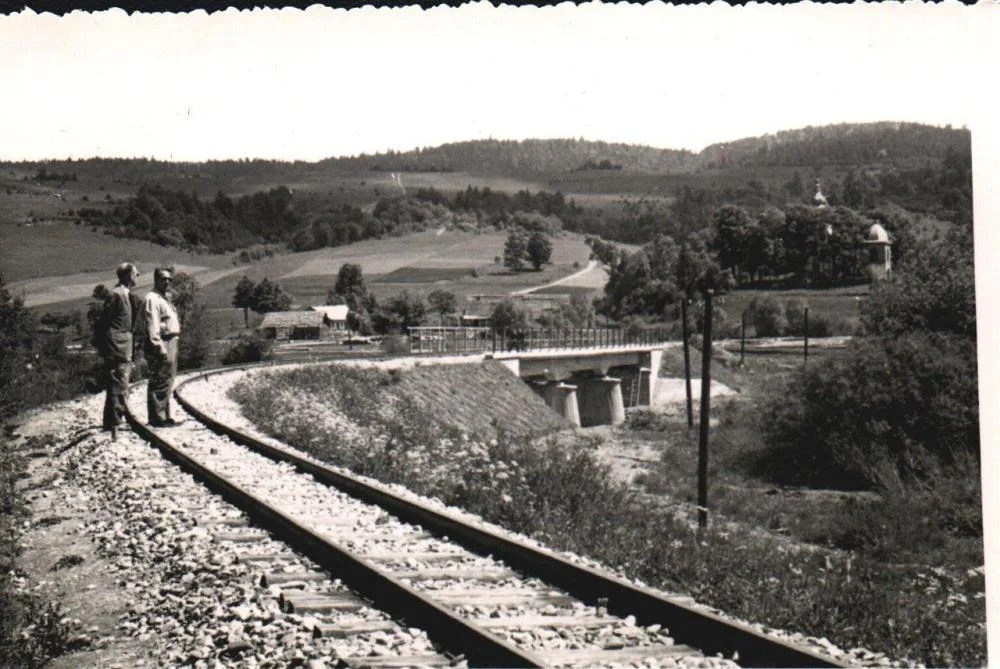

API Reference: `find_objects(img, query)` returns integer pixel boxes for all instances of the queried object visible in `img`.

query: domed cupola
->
[862,222,892,280]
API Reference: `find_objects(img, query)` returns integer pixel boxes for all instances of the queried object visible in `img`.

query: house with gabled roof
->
[312,305,349,331]
[257,311,324,341]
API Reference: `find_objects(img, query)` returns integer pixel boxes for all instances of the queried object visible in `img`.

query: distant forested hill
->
[326,122,970,174]
[327,138,698,174]
[2,121,969,180]
[698,122,969,169]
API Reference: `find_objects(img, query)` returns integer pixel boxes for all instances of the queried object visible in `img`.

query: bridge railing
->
[408,326,674,355]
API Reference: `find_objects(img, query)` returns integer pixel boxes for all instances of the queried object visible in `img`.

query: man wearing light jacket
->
[144,267,182,427]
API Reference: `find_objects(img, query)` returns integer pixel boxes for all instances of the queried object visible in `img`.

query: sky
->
[0,2,996,162]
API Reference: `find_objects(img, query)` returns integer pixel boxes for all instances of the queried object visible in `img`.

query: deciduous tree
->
[711,204,755,279]
[328,264,376,334]
[862,224,975,339]
[503,228,529,272]
[170,271,201,327]
[372,291,426,334]
[329,263,367,305]
[585,236,621,267]
[490,299,528,332]
[426,289,457,325]
[526,231,553,270]
[250,278,293,314]
[232,276,255,328]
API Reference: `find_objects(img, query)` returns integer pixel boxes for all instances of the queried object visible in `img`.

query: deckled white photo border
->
[1,1,997,663]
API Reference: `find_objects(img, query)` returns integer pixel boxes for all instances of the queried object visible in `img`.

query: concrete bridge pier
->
[554,382,581,427]
[534,381,582,427]
[577,376,626,427]
[491,342,664,426]
[604,377,626,425]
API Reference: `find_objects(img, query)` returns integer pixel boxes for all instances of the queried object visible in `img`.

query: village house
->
[311,305,349,331]
[257,311,324,341]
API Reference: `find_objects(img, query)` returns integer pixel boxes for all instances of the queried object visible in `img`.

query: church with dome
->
[811,178,892,282]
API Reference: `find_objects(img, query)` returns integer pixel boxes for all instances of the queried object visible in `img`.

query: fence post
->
[681,298,694,429]
[804,307,809,365]
[740,310,746,366]
[698,289,714,532]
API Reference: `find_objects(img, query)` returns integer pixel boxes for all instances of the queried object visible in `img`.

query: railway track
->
[122,364,848,669]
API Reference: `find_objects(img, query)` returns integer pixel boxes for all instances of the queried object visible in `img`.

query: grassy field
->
[197,229,593,312]
[714,285,870,336]
[14,227,595,349]
[1,222,234,303]
[0,171,230,294]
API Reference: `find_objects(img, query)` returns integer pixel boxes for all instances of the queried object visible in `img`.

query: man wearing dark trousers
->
[96,262,139,439]
[143,268,182,427]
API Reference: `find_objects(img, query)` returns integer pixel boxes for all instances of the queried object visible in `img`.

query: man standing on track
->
[96,262,139,439]
[144,267,182,427]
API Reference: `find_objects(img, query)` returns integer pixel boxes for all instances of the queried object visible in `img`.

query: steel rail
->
[123,381,547,669]
[174,367,850,669]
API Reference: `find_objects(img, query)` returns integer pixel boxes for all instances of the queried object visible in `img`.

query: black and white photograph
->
[0,3,995,668]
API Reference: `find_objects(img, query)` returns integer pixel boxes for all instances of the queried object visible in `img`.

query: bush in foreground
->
[758,332,978,491]
[221,333,273,366]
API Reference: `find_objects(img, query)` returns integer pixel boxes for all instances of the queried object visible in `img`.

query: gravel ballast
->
[163,373,739,668]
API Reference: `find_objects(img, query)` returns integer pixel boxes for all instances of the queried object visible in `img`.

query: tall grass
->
[0,436,76,667]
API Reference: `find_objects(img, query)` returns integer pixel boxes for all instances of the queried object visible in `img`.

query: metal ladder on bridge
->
[628,374,640,408]
[627,367,650,408]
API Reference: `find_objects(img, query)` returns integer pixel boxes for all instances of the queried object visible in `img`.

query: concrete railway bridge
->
[408,327,669,428]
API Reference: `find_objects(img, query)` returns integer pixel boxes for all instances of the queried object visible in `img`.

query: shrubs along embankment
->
[230,359,985,667]
[390,361,570,437]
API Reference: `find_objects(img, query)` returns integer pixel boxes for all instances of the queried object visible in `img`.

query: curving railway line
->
[122,364,848,669]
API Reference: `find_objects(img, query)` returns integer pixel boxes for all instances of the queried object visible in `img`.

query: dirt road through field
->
[512,260,606,295]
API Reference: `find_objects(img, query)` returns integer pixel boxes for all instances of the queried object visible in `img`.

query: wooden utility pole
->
[740,310,746,366]
[698,289,714,531]
[681,297,693,429]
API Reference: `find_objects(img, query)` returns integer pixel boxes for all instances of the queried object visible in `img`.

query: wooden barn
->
[257,311,324,341]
